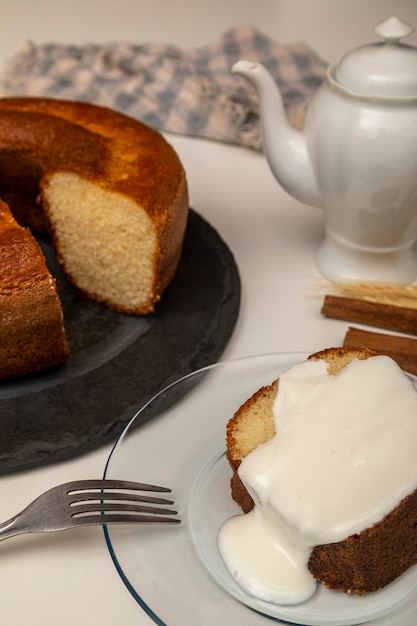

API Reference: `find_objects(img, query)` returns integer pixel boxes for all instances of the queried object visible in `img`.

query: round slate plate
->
[0,210,240,474]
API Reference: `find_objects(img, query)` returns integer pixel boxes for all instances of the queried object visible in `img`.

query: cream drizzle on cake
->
[218,355,417,605]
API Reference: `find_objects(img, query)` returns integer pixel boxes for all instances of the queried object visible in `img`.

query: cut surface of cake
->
[0,96,189,315]
[0,198,69,378]
[221,347,417,603]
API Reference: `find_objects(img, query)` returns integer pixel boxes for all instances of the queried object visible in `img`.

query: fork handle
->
[0,516,28,541]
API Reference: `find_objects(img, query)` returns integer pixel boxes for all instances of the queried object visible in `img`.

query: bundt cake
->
[0,198,69,378]
[0,96,189,315]
[222,347,417,602]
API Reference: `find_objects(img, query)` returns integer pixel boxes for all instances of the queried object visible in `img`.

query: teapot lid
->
[334,16,417,97]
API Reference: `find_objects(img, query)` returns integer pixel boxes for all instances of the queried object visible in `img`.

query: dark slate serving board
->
[0,209,240,473]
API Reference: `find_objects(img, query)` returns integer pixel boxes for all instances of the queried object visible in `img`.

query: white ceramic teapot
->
[233,16,417,284]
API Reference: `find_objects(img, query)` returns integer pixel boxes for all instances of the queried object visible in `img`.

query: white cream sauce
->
[218,355,417,605]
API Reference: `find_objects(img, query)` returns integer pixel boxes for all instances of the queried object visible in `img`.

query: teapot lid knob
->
[374,16,414,43]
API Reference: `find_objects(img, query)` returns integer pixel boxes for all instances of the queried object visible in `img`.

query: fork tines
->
[67,479,180,525]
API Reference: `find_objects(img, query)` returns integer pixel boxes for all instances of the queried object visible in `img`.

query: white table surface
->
[1,1,417,624]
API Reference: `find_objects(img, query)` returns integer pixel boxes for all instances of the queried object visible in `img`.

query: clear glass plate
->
[103,353,417,626]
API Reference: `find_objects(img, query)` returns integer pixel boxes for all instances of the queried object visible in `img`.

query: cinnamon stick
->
[343,326,417,376]
[322,294,417,336]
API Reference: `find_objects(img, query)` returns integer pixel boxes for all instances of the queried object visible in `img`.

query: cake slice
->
[0,198,69,378]
[225,347,417,596]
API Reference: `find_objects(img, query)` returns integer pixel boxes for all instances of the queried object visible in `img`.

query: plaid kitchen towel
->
[0,25,328,151]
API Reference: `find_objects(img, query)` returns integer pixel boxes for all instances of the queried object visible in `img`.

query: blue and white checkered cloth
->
[0,25,328,151]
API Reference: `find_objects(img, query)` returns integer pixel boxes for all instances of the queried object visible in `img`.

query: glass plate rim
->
[102,352,308,626]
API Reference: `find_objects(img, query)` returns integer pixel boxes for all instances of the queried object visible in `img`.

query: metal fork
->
[0,479,180,541]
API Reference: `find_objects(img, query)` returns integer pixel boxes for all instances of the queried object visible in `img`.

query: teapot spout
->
[232,60,320,207]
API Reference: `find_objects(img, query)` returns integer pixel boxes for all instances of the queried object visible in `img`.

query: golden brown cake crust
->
[0,199,69,378]
[0,97,189,314]
[225,347,417,595]
[0,97,186,219]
